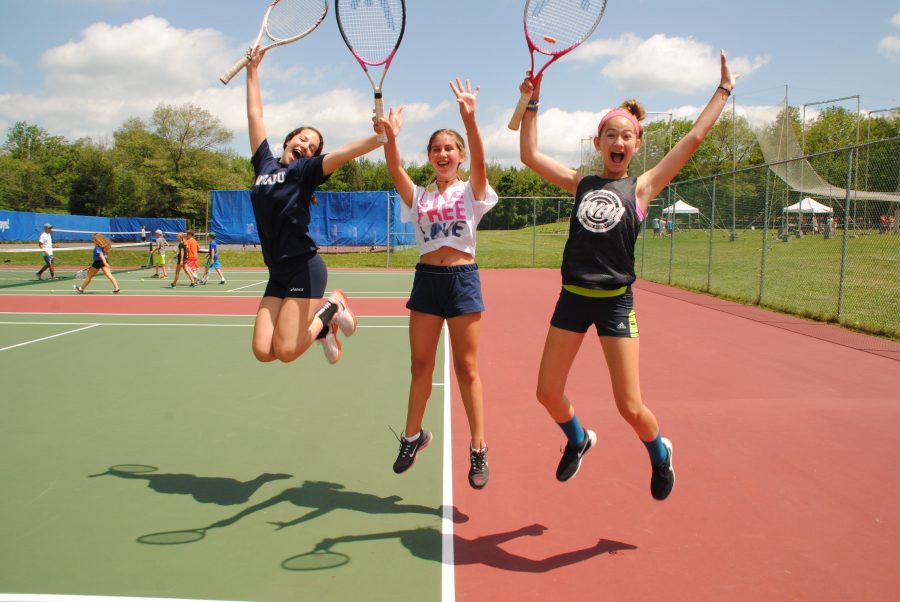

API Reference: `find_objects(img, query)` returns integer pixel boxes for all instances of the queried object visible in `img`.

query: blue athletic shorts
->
[43,255,54,266]
[208,260,222,269]
[406,263,484,319]
[550,286,639,337]
[264,253,327,299]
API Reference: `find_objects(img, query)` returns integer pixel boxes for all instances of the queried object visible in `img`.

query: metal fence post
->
[759,170,770,303]
[707,177,716,291]
[386,191,392,269]
[667,184,675,285]
[837,149,853,320]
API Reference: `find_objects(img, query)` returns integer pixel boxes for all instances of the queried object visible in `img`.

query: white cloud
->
[573,33,768,95]
[0,53,15,68]
[879,11,900,61]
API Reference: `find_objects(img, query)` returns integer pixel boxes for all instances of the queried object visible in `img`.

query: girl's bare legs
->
[252,297,328,363]
[535,325,586,422]
[79,267,99,290]
[598,336,659,441]
[447,312,484,448]
[403,311,443,437]
[100,265,119,291]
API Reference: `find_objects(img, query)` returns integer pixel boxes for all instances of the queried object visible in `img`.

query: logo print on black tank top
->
[577,189,625,233]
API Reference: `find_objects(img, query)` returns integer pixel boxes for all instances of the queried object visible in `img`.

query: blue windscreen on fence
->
[209,190,415,247]
[0,210,185,242]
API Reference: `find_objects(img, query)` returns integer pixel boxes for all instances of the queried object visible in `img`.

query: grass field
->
[2,225,897,339]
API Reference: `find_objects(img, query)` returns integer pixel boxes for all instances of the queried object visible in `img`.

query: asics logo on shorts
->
[577,189,625,233]
[290,287,305,292]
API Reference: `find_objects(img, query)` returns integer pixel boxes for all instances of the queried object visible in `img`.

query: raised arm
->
[246,46,268,155]
[636,50,737,211]
[450,78,487,200]
[518,72,581,195]
[376,106,415,207]
[321,133,383,177]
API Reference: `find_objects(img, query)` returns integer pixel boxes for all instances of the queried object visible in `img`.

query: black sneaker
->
[468,445,489,489]
[650,437,675,500]
[393,429,432,474]
[556,429,597,482]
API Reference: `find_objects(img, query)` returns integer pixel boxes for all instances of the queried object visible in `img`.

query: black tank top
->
[561,176,642,289]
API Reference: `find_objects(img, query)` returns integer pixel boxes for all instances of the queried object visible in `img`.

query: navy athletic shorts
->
[263,253,327,299]
[406,263,484,318]
[550,286,639,337]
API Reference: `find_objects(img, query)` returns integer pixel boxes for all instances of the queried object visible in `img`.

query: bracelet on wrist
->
[527,99,540,106]
[717,85,732,97]
[526,105,539,112]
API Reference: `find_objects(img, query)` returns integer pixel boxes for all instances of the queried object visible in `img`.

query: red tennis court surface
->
[451,269,899,601]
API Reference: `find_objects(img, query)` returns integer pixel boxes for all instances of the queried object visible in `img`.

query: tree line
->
[0,102,895,230]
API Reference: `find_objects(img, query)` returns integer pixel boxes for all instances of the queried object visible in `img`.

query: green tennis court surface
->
[0,273,452,601]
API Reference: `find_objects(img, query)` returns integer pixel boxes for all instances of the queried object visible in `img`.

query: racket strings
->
[337,0,404,64]
[526,0,607,53]
[267,0,327,42]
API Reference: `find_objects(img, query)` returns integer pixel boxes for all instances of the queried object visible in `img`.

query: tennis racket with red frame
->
[219,0,328,85]
[335,0,406,143]
[508,0,608,130]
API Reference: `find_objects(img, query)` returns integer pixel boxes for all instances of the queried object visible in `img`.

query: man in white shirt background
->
[36,223,55,280]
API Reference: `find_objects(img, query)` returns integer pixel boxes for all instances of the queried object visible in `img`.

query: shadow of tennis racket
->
[281,546,350,571]
[137,527,214,545]
[89,464,158,478]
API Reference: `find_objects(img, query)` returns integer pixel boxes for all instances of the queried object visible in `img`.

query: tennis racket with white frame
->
[219,0,329,85]
[335,0,406,143]
[508,0,608,130]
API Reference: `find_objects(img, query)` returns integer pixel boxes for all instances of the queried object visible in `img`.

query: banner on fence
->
[209,190,415,247]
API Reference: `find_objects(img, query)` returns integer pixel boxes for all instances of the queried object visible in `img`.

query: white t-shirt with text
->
[399,180,498,257]
[39,232,53,255]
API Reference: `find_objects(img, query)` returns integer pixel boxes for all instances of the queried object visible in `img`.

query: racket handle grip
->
[220,55,251,85]
[507,91,533,131]
[375,95,387,143]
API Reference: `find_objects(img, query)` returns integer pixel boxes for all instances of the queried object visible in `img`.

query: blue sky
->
[1,0,898,168]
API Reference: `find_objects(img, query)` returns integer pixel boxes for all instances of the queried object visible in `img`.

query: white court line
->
[0,321,408,329]
[0,312,410,319]
[441,323,455,602]
[226,279,267,292]
[0,323,99,353]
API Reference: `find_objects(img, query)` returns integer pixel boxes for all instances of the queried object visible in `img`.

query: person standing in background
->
[36,223,55,280]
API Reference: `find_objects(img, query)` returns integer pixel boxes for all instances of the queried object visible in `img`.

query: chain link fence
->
[385,137,899,343]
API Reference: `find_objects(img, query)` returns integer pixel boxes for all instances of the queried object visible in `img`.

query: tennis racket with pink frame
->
[335,0,406,143]
[508,0,608,130]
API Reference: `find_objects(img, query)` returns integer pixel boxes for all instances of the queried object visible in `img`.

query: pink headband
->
[597,109,642,138]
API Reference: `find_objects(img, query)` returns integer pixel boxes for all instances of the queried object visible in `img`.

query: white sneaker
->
[328,288,356,337]
[318,323,342,364]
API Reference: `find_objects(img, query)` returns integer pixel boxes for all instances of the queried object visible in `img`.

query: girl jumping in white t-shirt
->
[377,78,498,490]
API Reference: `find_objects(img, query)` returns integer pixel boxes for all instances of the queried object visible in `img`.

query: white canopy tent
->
[662,200,700,216]
[782,197,834,214]
[661,200,701,230]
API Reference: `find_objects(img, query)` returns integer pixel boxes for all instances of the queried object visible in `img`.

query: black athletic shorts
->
[263,253,327,299]
[550,286,638,337]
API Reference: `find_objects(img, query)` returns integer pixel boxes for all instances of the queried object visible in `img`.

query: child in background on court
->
[518,50,737,500]
[74,233,120,294]
[198,232,226,285]
[169,233,195,288]
[152,229,168,279]
[375,78,498,489]
[36,223,55,280]
[245,45,381,365]
[184,230,200,286]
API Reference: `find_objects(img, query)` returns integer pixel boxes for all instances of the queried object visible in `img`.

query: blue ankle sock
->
[643,433,668,465]
[558,416,585,448]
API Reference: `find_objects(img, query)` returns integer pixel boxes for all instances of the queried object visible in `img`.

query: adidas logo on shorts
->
[616,322,627,330]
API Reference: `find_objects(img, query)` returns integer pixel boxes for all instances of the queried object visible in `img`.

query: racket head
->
[76,267,88,282]
[137,528,208,545]
[335,0,406,67]
[264,0,329,43]
[282,550,350,571]
[524,0,608,58]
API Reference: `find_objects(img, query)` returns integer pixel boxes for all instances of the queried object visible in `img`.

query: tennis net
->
[0,242,156,286]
